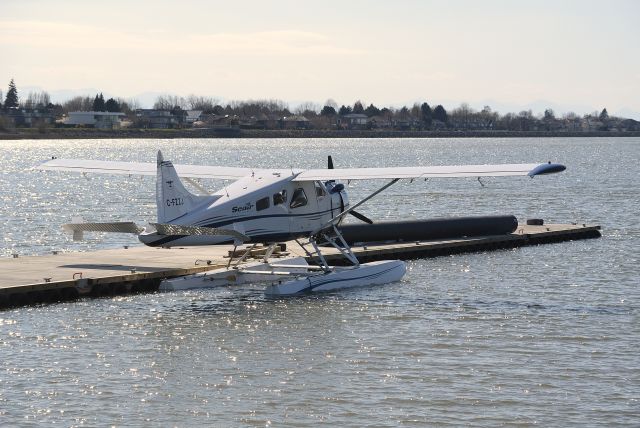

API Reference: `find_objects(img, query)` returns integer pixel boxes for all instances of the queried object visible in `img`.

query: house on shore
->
[64,111,125,129]
[185,110,203,125]
[134,109,187,129]
[255,113,279,129]
[1,107,55,127]
[616,119,640,132]
[340,113,368,129]
[280,115,311,129]
[366,115,393,129]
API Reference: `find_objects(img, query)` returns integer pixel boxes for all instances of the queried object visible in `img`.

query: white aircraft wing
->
[37,158,565,181]
[293,163,565,181]
[35,158,253,180]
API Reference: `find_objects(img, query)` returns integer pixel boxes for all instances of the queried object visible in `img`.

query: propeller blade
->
[328,155,334,169]
[349,210,374,225]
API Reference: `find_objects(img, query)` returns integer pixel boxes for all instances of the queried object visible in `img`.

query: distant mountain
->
[20,86,157,108]
[130,91,167,109]
[613,107,640,121]
[20,86,102,103]
[476,99,598,117]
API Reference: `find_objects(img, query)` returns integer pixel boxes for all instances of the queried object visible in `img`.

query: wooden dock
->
[0,223,601,308]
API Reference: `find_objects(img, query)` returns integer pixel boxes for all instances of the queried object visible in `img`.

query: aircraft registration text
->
[166,198,184,207]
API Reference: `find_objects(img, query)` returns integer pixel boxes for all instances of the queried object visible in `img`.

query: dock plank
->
[0,246,230,290]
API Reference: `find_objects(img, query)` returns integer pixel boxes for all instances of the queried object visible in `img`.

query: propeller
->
[349,210,374,225]
[327,155,373,225]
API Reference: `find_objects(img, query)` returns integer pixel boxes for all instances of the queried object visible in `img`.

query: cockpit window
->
[290,188,308,209]
[315,181,326,198]
[256,196,270,211]
[273,189,287,206]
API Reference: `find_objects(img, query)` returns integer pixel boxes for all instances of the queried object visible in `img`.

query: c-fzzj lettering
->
[166,198,184,207]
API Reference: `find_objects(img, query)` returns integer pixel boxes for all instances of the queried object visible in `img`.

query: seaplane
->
[37,152,565,296]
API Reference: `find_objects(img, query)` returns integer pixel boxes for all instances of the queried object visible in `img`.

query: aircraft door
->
[269,187,290,240]
[288,182,318,235]
[314,181,334,224]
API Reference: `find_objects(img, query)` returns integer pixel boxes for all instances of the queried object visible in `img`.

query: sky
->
[1,0,639,118]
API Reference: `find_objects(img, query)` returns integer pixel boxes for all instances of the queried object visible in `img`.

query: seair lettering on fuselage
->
[232,202,254,214]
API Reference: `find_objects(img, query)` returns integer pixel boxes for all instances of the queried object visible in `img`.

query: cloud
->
[0,19,368,98]
[0,20,360,57]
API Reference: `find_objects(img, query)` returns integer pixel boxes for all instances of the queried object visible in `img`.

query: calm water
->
[0,137,638,426]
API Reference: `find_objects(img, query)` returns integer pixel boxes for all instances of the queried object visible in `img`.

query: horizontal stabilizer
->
[62,222,145,241]
[151,223,250,242]
[62,221,145,234]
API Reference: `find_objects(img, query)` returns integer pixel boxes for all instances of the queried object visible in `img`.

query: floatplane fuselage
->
[142,153,350,247]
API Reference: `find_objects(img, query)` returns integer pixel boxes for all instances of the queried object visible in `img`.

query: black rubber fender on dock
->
[338,215,519,245]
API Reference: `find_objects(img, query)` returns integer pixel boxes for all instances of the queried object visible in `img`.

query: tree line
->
[1,78,627,132]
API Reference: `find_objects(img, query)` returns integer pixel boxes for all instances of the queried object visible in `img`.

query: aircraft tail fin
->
[156,151,216,223]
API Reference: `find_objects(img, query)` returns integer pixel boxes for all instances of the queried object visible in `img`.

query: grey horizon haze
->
[1,0,639,118]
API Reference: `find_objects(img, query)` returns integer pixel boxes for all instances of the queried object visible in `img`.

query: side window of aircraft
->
[273,190,287,206]
[315,181,326,198]
[290,188,308,209]
[256,197,270,211]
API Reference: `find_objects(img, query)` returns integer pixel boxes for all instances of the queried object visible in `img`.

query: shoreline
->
[2,128,640,140]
